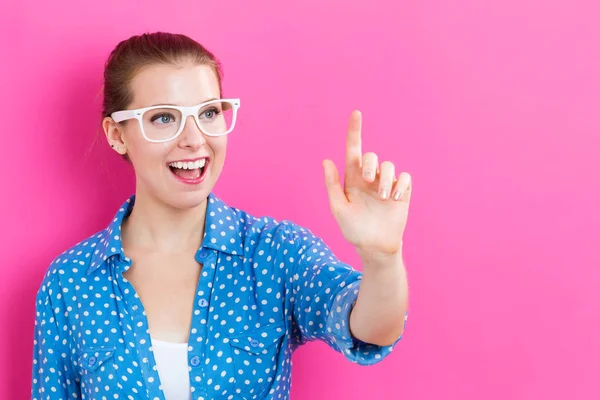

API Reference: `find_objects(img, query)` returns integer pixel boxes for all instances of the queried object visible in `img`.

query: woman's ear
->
[102,117,128,156]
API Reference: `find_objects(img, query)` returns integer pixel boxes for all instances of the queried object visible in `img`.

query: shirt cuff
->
[325,280,407,366]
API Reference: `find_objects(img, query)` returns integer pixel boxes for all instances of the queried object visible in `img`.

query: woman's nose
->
[177,115,207,149]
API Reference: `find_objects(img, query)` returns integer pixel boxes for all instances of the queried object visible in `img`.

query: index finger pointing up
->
[346,110,363,169]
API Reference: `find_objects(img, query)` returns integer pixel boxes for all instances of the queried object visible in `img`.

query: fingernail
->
[364,170,374,181]
[380,189,388,199]
[393,190,402,200]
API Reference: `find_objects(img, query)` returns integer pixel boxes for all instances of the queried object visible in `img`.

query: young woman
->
[32,32,412,400]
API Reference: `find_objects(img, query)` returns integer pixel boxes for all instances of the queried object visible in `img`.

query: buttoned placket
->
[114,248,221,399]
[188,246,219,399]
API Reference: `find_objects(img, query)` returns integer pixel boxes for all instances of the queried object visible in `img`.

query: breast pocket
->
[77,346,117,396]
[228,323,286,400]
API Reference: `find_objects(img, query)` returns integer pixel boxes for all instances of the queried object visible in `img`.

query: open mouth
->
[167,158,209,184]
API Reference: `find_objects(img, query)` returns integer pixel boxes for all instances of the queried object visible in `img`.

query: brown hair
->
[102,32,223,119]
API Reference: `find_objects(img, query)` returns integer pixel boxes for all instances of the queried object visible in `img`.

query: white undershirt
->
[151,337,192,400]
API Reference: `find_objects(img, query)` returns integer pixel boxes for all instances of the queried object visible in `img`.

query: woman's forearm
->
[349,248,409,346]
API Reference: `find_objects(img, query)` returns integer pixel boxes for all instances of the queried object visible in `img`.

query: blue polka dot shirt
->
[32,193,405,399]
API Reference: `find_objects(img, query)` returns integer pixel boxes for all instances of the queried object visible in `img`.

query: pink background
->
[1,0,598,398]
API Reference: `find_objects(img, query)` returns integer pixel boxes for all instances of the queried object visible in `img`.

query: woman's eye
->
[152,113,175,124]
[200,108,220,119]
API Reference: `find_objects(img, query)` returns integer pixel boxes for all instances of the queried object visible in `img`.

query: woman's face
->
[103,63,227,210]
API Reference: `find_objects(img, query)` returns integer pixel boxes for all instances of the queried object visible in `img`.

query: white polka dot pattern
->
[31,193,405,399]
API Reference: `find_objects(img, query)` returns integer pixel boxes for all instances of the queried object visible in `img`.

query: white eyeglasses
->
[111,98,240,143]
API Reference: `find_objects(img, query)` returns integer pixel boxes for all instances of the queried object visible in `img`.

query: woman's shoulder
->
[222,199,305,237]
[225,202,321,252]
[37,228,110,297]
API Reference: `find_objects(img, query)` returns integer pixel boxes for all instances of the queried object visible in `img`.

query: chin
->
[163,190,211,210]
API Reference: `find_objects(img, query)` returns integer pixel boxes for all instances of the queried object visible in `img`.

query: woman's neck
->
[121,192,207,254]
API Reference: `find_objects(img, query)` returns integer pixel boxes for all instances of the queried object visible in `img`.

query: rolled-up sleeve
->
[281,222,406,365]
[31,276,77,399]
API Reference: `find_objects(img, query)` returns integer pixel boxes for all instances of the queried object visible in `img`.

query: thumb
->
[322,159,348,211]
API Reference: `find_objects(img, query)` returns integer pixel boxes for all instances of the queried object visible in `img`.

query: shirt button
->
[190,356,201,367]
[197,249,208,259]
[88,356,97,367]
[249,338,259,347]
[198,298,209,308]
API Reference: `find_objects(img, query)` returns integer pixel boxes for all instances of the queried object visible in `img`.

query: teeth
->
[169,159,207,169]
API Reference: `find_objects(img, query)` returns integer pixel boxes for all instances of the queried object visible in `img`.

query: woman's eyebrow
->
[146,98,220,107]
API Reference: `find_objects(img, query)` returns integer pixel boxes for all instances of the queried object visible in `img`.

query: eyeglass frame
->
[110,98,241,143]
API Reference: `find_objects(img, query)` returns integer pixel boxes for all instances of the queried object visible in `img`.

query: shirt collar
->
[87,193,244,275]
